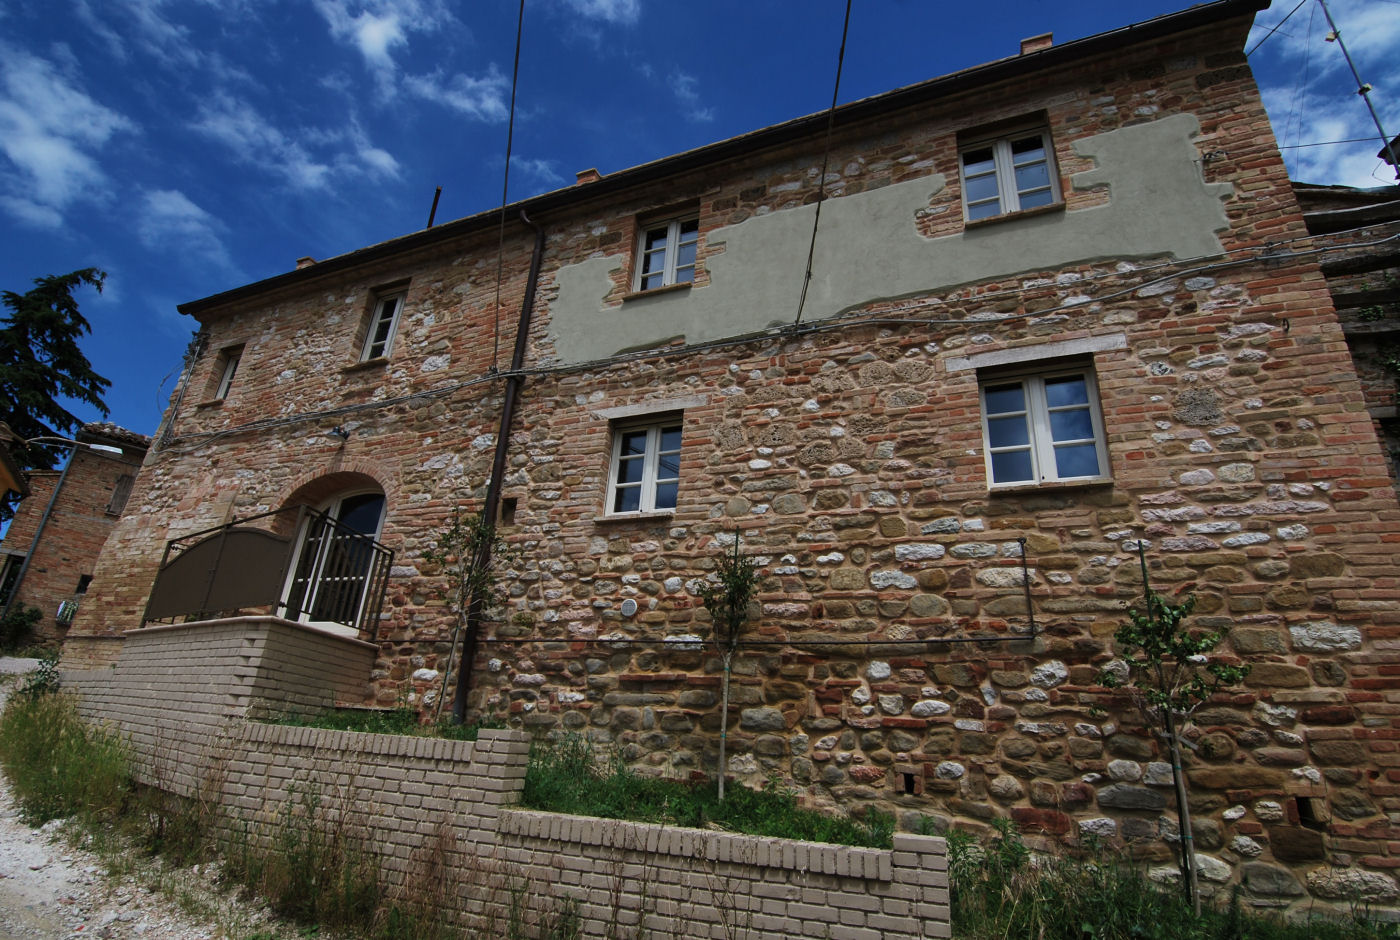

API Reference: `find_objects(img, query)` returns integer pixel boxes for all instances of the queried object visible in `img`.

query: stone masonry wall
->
[66,626,950,940]
[65,12,1400,916]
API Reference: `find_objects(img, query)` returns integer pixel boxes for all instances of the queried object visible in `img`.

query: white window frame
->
[361,292,406,361]
[281,490,387,639]
[979,366,1109,488]
[633,216,699,292]
[606,418,683,516]
[959,129,1059,222]
[214,346,242,399]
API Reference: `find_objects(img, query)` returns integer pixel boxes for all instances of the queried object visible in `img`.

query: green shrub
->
[0,604,42,652]
[0,686,128,824]
[267,705,503,741]
[948,819,1400,940]
[522,735,892,848]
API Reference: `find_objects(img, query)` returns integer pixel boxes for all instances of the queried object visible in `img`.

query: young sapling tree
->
[698,530,759,802]
[1099,543,1249,915]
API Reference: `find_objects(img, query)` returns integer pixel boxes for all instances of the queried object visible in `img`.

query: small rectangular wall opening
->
[1295,796,1330,831]
[500,497,518,526]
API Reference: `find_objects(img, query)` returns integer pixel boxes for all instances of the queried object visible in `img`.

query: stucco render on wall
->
[550,115,1232,363]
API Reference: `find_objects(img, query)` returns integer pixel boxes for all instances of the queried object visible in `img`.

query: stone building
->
[0,423,149,642]
[63,0,1400,913]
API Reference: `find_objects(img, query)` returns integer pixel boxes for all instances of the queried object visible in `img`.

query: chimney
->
[1020,32,1052,55]
[296,256,316,269]
[575,168,602,185]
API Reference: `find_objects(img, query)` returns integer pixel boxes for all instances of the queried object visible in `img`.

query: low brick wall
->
[66,617,951,939]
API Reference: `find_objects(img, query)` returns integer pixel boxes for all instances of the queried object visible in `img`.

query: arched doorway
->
[280,483,388,638]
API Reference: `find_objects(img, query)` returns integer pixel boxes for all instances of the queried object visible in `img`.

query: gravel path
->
[0,661,300,940]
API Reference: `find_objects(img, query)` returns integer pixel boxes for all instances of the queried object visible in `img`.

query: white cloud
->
[1249,0,1400,187]
[135,189,237,274]
[403,68,511,121]
[191,95,400,190]
[0,45,134,228]
[510,156,565,187]
[669,70,715,123]
[558,0,640,25]
[312,0,452,94]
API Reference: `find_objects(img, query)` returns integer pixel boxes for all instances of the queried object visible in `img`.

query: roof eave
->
[179,0,1267,319]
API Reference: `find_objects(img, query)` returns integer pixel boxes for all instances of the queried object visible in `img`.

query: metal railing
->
[142,504,394,641]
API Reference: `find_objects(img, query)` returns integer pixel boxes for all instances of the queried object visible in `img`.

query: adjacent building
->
[0,423,149,642]
[63,0,1400,911]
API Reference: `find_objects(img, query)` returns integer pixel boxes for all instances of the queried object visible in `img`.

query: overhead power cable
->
[491,0,528,373]
[1245,0,1308,57]
[792,0,854,328]
[1279,136,1383,149]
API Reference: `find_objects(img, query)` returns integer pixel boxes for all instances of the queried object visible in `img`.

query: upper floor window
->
[960,129,1059,222]
[608,419,683,514]
[980,367,1108,487]
[634,217,698,292]
[107,473,135,515]
[214,345,243,400]
[362,292,406,361]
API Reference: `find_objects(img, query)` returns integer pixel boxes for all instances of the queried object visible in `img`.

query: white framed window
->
[214,345,242,399]
[960,130,1059,222]
[607,419,683,514]
[980,368,1109,487]
[361,292,405,361]
[634,217,699,292]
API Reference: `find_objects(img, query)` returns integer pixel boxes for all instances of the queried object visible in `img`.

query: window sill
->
[964,201,1065,230]
[622,283,692,303]
[194,398,226,410]
[342,357,388,374]
[597,509,676,523]
[988,476,1112,496]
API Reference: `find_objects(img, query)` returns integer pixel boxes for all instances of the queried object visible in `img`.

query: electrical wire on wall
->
[157,218,1400,454]
[792,0,854,328]
[490,0,528,373]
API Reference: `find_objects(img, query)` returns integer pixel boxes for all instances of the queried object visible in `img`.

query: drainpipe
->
[1,445,77,621]
[452,210,545,723]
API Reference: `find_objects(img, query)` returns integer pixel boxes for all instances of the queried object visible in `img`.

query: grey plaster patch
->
[549,114,1231,362]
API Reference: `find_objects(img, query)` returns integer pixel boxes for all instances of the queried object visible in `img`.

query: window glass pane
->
[654,482,678,510]
[618,456,645,484]
[1019,188,1055,210]
[678,218,699,239]
[621,430,648,456]
[1054,443,1101,478]
[967,200,1001,221]
[641,272,664,291]
[660,427,683,451]
[962,147,995,175]
[644,227,669,251]
[1011,135,1046,158]
[1048,408,1093,442]
[657,453,680,478]
[991,450,1034,483]
[1014,161,1050,193]
[1043,376,1089,408]
[964,174,1000,205]
[337,494,385,535]
[613,486,641,513]
[987,416,1030,448]
[983,384,1026,414]
[676,242,697,270]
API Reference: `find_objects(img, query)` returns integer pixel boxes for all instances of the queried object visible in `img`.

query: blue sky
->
[1,0,1397,439]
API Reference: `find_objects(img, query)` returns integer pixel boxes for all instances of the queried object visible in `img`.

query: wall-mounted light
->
[329,426,351,442]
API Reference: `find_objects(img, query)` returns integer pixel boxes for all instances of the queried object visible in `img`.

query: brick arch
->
[280,456,399,513]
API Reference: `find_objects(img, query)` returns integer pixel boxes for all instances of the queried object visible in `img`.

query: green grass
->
[521,734,894,849]
[0,685,129,824]
[949,818,1400,940]
[267,706,502,741]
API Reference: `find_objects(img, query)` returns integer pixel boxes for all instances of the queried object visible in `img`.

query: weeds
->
[0,685,128,824]
[267,706,504,741]
[523,734,893,848]
[948,819,1400,940]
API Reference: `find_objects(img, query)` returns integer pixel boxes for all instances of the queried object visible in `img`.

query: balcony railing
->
[142,505,394,641]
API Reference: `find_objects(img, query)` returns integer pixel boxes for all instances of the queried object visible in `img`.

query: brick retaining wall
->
[67,618,950,939]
